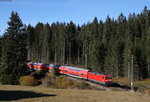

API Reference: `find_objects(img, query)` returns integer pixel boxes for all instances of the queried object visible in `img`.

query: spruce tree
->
[0,36,1,60]
[0,11,27,84]
[89,17,99,70]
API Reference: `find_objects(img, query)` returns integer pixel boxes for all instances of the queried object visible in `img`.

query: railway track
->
[67,76,111,91]
[67,75,130,91]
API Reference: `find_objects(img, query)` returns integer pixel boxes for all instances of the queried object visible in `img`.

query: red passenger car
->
[59,66,89,79]
[27,62,50,71]
[59,66,69,74]
[79,70,88,79]
[58,66,112,85]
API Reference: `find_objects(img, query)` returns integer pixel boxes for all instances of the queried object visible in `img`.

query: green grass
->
[0,85,150,102]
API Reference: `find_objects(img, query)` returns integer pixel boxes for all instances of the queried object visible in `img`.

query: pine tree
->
[103,16,114,74]
[78,23,91,68]
[0,11,27,84]
[0,36,1,60]
[58,23,66,65]
[0,36,2,68]
[65,21,76,65]
[34,22,44,63]
[26,24,35,61]
[116,13,127,77]
[89,17,99,70]
[41,23,51,63]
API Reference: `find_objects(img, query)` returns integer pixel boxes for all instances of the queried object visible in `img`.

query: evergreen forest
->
[0,7,150,84]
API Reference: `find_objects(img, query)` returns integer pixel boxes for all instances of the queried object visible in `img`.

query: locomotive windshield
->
[105,76,112,79]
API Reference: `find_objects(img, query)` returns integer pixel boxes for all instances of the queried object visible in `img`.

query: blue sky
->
[0,0,150,35]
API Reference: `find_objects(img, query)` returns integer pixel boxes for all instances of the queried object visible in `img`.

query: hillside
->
[0,85,150,102]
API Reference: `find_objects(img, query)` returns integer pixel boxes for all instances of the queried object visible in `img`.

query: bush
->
[41,72,57,87]
[61,77,73,88]
[19,75,39,86]
[47,71,56,78]
[50,68,56,75]
[73,81,89,89]
[42,77,55,87]
[55,76,73,89]
[31,71,46,80]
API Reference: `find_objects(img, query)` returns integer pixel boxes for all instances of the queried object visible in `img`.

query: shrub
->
[73,81,89,89]
[19,75,39,86]
[55,76,65,88]
[55,76,73,89]
[50,68,56,76]
[31,71,46,80]
[47,71,56,78]
[41,72,57,87]
[61,77,73,88]
[42,77,55,87]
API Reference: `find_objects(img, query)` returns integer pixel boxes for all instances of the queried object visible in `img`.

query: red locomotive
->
[27,62,112,85]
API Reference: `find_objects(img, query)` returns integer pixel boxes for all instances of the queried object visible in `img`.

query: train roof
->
[61,66,89,71]
[32,63,42,65]
[89,71,110,75]
[49,64,54,67]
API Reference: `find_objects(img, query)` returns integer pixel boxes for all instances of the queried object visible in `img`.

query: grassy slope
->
[0,85,150,102]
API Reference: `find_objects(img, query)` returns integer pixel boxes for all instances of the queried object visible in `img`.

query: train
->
[27,62,112,86]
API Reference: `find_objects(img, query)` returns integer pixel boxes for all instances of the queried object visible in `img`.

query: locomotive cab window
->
[105,76,112,79]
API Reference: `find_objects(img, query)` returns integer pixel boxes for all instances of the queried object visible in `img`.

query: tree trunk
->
[62,39,65,65]
[54,48,57,64]
[27,45,31,61]
[116,66,119,78]
[128,59,131,81]
[85,49,88,68]
[116,58,119,78]
[148,58,150,78]
[85,41,88,68]
[69,42,71,65]
[131,55,134,91]
[77,46,80,65]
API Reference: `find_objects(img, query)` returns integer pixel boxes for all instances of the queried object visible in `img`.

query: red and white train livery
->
[27,62,112,85]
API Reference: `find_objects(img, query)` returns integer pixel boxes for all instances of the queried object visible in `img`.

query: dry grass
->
[113,78,130,86]
[0,85,150,102]
[113,78,150,92]
[135,80,150,87]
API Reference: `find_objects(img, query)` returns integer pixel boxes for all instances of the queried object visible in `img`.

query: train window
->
[105,76,112,79]
[64,70,67,72]
[81,73,87,76]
